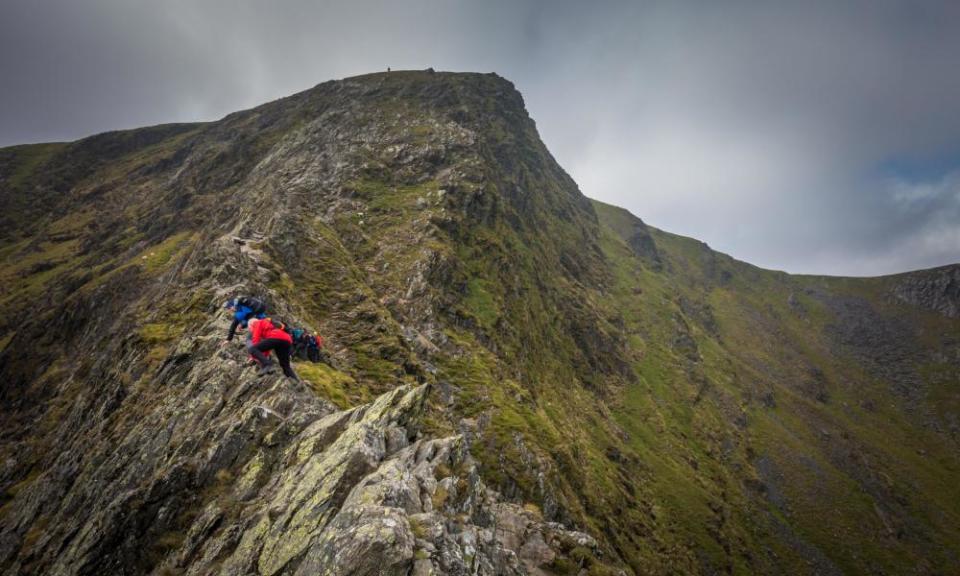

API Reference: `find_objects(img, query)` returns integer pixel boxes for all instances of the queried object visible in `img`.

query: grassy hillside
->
[596,200,960,572]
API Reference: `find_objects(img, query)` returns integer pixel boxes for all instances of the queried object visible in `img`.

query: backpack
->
[237,296,267,315]
[288,329,313,360]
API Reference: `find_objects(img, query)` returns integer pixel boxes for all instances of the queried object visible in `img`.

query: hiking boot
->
[257,364,277,377]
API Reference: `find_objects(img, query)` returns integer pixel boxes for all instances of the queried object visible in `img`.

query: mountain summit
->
[0,70,958,575]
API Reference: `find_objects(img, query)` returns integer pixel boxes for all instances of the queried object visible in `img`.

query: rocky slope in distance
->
[0,70,958,575]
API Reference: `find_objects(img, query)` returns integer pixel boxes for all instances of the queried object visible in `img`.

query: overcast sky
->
[2,0,959,276]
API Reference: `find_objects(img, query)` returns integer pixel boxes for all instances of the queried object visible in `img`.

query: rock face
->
[1,71,959,575]
[891,264,960,318]
[0,357,592,576]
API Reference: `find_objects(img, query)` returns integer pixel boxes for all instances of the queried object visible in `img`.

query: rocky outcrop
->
[891,264,960,318]
[626,222,662,271]
[0,342,595,575]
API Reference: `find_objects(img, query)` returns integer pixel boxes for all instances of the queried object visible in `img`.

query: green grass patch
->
[138,232,195,273]
[462,277,499,328]
[138,323,180,344]
[294,361,364,408]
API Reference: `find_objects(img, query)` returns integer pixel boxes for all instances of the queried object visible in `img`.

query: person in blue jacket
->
[223,296,267,342]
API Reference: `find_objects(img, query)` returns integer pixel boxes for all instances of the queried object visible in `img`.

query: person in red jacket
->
[248,318,298,381]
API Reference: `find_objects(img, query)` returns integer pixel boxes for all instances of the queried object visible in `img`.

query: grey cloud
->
[1,0,958,275]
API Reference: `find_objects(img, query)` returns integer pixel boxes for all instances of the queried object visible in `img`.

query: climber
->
[307,332,324,363]
[291,327,309,359]
[291,328,324,362]
[223,296,267,342]
[248,317,299,381]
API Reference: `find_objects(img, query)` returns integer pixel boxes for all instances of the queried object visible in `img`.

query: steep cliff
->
[0,71,958,575]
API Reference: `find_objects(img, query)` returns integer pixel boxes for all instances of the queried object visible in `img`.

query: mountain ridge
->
[1,70,958,575]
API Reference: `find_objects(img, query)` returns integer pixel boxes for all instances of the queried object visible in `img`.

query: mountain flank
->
[0,70,958,575]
